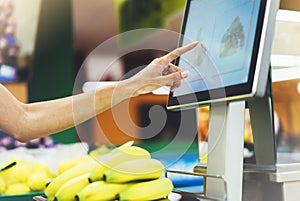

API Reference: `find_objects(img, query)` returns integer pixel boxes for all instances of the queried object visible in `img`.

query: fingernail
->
[181,70,189,78]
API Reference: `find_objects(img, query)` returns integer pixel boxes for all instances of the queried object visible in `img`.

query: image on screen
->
[173,0,261,97]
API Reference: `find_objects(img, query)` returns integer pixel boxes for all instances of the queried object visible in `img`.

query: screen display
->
[168,0,268,109]
[174,0,261,97]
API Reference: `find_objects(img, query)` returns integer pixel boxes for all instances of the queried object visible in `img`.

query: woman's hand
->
[129,41,199,96]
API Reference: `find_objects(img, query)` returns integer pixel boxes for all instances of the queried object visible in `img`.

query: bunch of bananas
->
[45,141,174,201]
[0,158,55,195]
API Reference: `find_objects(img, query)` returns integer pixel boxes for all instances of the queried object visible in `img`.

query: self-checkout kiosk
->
[166,0,300,200]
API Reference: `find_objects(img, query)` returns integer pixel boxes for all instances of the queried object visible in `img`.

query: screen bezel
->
[167,0,270,110]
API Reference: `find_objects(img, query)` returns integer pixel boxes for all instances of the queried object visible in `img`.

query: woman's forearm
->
[0,41,198,142]
[14,80,135,142]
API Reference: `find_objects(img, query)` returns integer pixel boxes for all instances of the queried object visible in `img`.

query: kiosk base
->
[243,163,300,201]
[187,163,300,201]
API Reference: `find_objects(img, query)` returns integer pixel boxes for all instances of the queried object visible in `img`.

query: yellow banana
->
[27,173,48,191]
[45,159,98,201]
[103,158,164,183]
[88,145,111,158]
[32,161,55,179]
[110,140,134,153]
[75,181,126,201]
[53,173,90,201]
[0,175,6,194]
[45,140,134,201]
[4,183,31,195]
[3,158,32,185]
[89,146,151,182]
[57,159,80,175]
[117,178,174,201]
[57,155,91,174]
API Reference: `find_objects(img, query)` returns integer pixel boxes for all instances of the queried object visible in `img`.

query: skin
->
[0,41,198,142]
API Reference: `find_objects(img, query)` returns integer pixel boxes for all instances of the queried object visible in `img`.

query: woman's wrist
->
[119,79,141,98]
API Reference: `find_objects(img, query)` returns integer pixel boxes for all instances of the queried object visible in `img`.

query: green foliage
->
[117,0,186,33]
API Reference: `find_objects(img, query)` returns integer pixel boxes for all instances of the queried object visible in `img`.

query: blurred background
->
[2,0,300,156]
[1,0,199,149]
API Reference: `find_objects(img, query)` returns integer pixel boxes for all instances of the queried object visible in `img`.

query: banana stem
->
[0,161,16,172]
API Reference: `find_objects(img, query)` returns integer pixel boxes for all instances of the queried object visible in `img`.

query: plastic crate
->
[0,192,44,201]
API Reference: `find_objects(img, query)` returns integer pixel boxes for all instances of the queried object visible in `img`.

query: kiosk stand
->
[201,76,278,201]
[243,80,300,201]
[197,75,277,200]
[204,100,246,201]
[164,0,293,199]
[167,99,249,201]
[167,76,300,201]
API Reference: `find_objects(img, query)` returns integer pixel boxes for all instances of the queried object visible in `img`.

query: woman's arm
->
[0,42,198,142]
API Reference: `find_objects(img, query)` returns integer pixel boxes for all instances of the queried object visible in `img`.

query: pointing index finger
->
[164,41,199,63]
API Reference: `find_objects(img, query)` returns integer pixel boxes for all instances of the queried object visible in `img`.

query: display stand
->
[242,78,300,201]
[205,100,246,201]
[167,73,300,201]
[246,76,277,170]
[167,73,279,200]
[168,100,246,201]
[194,75,277,201]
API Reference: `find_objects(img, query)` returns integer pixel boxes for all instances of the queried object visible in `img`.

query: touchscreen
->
[173,0,261,97]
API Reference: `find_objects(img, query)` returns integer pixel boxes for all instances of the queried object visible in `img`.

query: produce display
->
[0,141,174,200]
[0,158,55,195]
[38,141,173,201]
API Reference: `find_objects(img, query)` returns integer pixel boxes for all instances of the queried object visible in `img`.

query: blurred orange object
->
[197,106,209,142]
[197,106,253,143]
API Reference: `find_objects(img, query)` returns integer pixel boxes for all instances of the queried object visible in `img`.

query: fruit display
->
[0,158,55,196]
[43,141,174,201]
[54,173,90,201]
[0,141,174,200]
[44,157,99,201]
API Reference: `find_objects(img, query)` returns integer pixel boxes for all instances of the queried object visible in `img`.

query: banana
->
[45,141,135,201]
[4,158,32,185]
[4,183,31,195]
[32,161,55,179]
[117,178,174,201]
[45,159,98,201]
[75,181,126,201]
[103,158,164,183]
[57,156,92,174]
[89,146,151,182]
[89,140,135,161]
[88,145,111,158]
[111,140,134,152]
[0,175,6,194]
[54,173,90,201]
[27,173,48,191]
